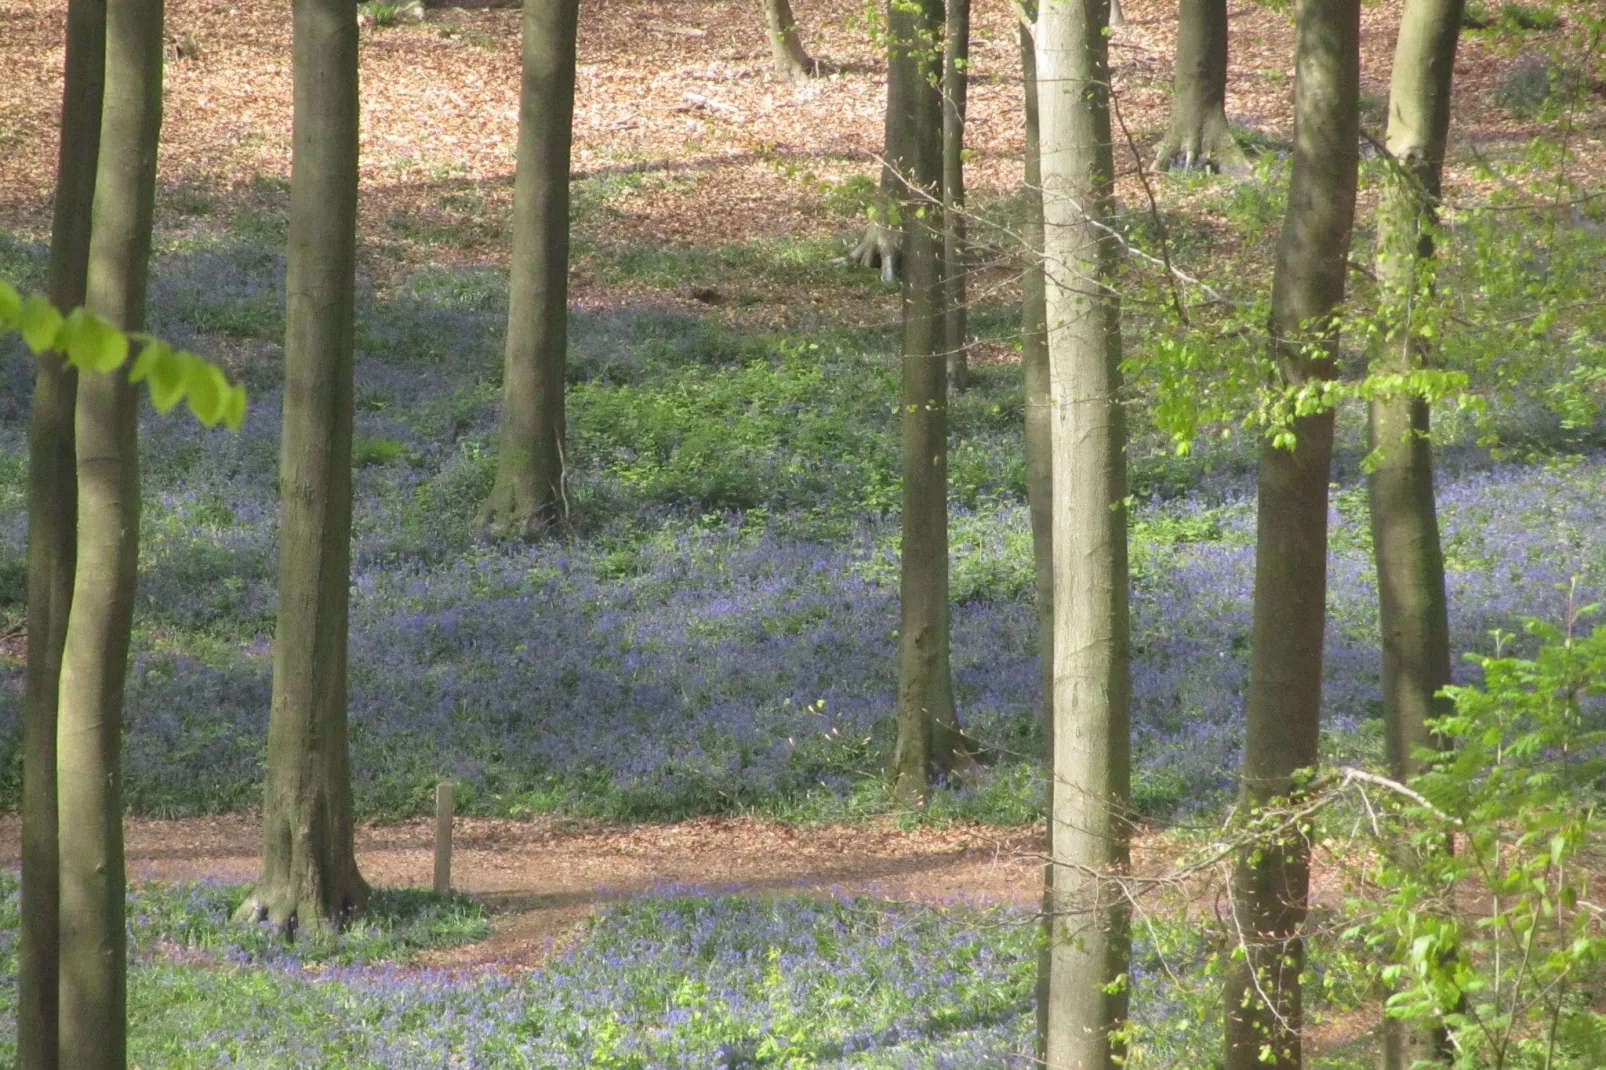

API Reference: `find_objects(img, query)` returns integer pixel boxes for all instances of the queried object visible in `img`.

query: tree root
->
[843,220,902,283]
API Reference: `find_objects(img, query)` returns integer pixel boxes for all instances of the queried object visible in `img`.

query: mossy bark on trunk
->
[236,0,368,937]
[942,0,970,390]
[763,0,815,82]
[1154,0,1250,175]
[1224,0,1358,1065]
[481,0,580,539]
[1367,0,1463,1062]
[18,3,104,1067]
[1035,0,1132,1062]
[55,0,162,1062]
[891,0,972,805]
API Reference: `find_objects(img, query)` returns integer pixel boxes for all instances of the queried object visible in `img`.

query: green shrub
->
[1498,2,1561,30]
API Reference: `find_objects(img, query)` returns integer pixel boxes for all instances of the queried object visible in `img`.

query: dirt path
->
[0,814,1046,969]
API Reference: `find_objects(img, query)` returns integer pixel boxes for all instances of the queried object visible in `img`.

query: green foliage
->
[0,279,248,429]
[1493,56,1579,116]
[352,436,410,468]
[1498,3,1562,31]
[1355,610,1606,1067]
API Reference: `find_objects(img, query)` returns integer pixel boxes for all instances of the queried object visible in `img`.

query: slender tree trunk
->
[1367,0,1462,1063]
[18,4,104,1068]
[943,0,970,390]
[763,0,815,82]
[55,0,162,1062]
[1021,22,1053,742]
[1022,23,1060,1051]
[1110,0,1126,27]
[480,0,580,539]
[235,0,368,936]
[891,0,970,804]
[846,1,916,281]
[1223,0,1358,1066]
[1035,0,1132,1062]
[1154,0,1250,175]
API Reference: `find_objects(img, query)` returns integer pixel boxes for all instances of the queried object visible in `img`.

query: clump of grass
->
[1498,2,1560,30]
[353,436,410,468]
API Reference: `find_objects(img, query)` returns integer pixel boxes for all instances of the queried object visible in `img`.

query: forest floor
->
[0,813,1050,969]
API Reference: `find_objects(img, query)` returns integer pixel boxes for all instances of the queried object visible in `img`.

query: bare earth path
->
[0,815,1045,969]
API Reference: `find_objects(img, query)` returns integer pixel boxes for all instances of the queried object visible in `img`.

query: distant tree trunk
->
[1367,0,1462,1063]
[942,0,970,390]
[480,0,580,539]
[234,0,369,936]
[18,4,104,1068]
[1020,22,1053,739]
[1034,0,1132,1063]
[846,1,916,281]
[1110,0,1126,27]
[763,0,815,82]
[55,0,162,1062]
[1020,20,1060,1052]
[890,0,970,805]
[1154,0,1249,175]
[1223,0,1358,1066]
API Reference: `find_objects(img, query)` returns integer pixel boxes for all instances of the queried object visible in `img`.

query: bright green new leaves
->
[0,278,247,430]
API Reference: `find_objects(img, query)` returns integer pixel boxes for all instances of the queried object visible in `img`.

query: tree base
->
[845,219,902,283]
[1153,116,1251,178]
[232,873,369,940]
[478,477,563,541]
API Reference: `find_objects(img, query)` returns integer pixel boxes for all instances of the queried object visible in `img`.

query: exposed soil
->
[0,813,1049,969]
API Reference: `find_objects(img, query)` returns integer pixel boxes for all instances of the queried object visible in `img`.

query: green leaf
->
[221,383,248,431]
[60,308,129,373]
[185,356,230,427]
[0,282,20,329]
[19,294,63,354]
[146,344,187,413]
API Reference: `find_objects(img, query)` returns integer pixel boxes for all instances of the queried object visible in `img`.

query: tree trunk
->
[18,3,104,1067]
[942,0,969,390]
[1155,0,1250,175]
[1223,0,1358,1066]
[1021,22,1053,743]
[1367,0,1462,1063]
[890,0,970,805]
[1110,0,1126,27]
[480,0,580,539]
[55,0,162,1061]
[1035,0,1132,1061]
[846,0,917,282]
[235,0,368,936]
[763,0,815,82]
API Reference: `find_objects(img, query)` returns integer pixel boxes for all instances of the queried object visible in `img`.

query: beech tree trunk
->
[846,0,917,281]
[18,3,104,1068]
[1110,0,1126,27]
[235,0,368,936]
[1035,0,1132,1062]
[480,0,580,539]
[942,0,970,390]
[1224,0,1358,1066]
[890,0,970,805]
[1021,23,1053,739]
[55,0,162,1062]
[1367,0,1463,1063]
[763,0,815,82]
[1155,0,1250,175]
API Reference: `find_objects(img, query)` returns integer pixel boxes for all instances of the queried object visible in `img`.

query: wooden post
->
[433,781,454,895]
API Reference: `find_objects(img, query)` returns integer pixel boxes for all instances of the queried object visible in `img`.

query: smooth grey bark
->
[18,4,104,1068]
[235,0,368,935]
[480,0,580,539]
[56,0,162,1061]
[1224,0,1358,1066]
[1154,0,1250,175]
[1021,22,1053,739]
[763,0,815,82]
[1035,0,1132,1063]
[942,0,970,390]
[1110,0,1126,27]
[846,1,917,281]
[890,0,972,805]
[1366,0,1463,1063]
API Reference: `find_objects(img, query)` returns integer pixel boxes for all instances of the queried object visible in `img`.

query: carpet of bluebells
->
[2,232,1605,824]
[1,871,1303,1068]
